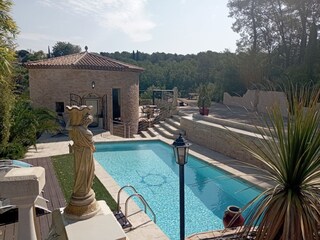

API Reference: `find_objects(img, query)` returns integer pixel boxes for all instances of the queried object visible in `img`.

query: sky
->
[12,0,239,55]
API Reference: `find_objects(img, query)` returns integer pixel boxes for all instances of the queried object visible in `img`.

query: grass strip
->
[51,154,117,211]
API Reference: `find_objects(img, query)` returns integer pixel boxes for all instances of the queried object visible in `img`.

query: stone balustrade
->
[0,167,45,240]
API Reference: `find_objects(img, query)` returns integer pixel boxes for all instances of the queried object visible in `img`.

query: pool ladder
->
[117,185,156,224]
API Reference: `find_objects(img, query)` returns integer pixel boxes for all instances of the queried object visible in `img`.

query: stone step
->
[171,114,182,122]
[147,128,159,137]
[159,121,180,135]
[165,117,180,129]
[133,134,143,139]
[178,111,190,117]
[153,125,177,140]
[141,131,154,138]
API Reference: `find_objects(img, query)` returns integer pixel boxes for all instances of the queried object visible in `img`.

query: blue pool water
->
[94,140,261,240]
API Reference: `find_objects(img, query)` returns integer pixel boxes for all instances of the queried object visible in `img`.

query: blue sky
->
[12,0,239,54]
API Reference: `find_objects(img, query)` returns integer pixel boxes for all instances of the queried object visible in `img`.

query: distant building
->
[25,51,144,136]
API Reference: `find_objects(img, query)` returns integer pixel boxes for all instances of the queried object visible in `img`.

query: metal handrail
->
[116,185,139,213]
[125,193,156,224]
[110,119,131,138]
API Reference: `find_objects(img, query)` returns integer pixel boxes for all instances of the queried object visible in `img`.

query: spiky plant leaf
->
[236,87,320,240]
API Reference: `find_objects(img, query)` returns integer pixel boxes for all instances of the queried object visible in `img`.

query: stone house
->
[25,51,144,136]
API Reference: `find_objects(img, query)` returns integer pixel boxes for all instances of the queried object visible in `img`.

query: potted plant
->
[197,84,211,115]
[234,86,320,240]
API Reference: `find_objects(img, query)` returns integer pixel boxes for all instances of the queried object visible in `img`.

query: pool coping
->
[94,136,271,240]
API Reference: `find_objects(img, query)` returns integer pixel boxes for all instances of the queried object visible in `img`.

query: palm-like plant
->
[0,0,18,146]
[238,87,320,240]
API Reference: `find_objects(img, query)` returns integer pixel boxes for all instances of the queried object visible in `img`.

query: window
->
[55,102,64,114]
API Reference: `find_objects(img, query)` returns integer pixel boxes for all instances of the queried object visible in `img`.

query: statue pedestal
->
[64,189,100,220]
[49,201,127,240]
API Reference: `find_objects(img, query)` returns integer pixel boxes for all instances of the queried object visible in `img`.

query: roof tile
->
[24,52,144,72]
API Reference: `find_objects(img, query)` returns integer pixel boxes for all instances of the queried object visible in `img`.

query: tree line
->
[100,50,248,101]
[228,0,320,86]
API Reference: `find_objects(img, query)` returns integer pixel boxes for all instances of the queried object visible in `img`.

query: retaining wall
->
[180,115,266,168]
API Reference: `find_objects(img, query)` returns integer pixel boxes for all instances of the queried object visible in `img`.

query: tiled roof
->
[24,51,144,72]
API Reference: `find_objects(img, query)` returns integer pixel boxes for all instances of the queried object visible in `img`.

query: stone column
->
[0,167,46,240]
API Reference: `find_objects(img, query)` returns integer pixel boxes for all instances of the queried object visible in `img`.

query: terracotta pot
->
[199,107,209,115]
[223,205,245,228]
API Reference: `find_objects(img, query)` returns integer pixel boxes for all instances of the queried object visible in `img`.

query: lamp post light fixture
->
[91,81,95,89]
[172,133,191,240]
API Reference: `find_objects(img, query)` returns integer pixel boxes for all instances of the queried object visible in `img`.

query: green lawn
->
[51,154,117,211]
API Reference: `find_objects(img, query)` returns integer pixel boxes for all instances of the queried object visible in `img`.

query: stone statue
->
[64,105,100,220]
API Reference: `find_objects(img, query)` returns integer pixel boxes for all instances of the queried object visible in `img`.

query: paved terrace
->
[178,100,268,127]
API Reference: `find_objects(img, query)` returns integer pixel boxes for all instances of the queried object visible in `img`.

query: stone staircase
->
[135,114,183,139]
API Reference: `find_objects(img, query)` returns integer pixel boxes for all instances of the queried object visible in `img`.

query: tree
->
[228,0,320,86]
[17,49,46,62]
[0,0,18,147]
[228,0,263,53]
[197,84,212,109]
[52,41,81,57]
[1,98,59,159]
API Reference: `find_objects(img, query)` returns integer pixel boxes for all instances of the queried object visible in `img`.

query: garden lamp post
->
[172,134,191,240]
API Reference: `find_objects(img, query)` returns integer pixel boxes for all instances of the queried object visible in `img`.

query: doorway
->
[84,98,99,127]
[112,88,121,121]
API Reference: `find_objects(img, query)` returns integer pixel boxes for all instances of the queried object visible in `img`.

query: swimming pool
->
[94,140,261,240]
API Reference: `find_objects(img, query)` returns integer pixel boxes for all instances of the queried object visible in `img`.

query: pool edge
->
[94,157,170,240]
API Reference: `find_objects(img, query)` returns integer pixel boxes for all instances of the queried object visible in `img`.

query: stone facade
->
[28,68,140,134]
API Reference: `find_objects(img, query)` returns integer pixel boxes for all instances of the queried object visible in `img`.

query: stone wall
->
[180,116,266,168]
[223,90,288,116]
[223,90,258,111]
[28,68,140,134]
[257,91,287,116]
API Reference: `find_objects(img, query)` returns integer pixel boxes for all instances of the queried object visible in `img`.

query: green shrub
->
[197,84,212,108]
[0,142,27,159]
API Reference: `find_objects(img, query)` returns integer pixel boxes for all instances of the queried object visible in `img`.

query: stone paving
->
[24,129,122,159]
[178,100,267,127]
